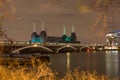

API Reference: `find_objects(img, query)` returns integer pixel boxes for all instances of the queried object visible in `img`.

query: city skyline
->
[3,0,120,43]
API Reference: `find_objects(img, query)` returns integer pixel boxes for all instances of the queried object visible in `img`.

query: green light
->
[65,37,72,42]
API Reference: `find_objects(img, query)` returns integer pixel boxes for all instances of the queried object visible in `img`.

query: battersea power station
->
[30,22,80,44]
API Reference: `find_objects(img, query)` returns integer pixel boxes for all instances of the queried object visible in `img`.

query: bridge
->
[0,41,106,54]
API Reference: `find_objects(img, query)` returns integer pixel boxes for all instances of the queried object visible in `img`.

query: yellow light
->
[33,44,38,47]
[77,5,90,14]
[67,45,70,47]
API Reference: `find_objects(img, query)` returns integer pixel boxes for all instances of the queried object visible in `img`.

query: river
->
[50,51,120,78]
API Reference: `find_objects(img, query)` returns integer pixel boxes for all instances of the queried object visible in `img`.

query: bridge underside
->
[12,47,53,54]
[58,47,78,53]
[80,47,92,52]
[19,47,52,53]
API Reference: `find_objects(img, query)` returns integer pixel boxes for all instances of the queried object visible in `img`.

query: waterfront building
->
[105,30,120,50]
[31,21,41,43]
[31,22,80,44]
[106,30,120,46]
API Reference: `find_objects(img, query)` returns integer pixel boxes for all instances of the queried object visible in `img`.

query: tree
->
[0,0,15,41]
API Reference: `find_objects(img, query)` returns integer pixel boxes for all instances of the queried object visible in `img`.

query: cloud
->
[5,0,109,43]
[14,0,74,16]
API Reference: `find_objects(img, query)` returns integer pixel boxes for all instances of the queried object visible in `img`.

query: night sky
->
[3,0,120,43]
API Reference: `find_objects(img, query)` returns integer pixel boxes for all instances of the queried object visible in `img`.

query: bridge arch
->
[57,45,78,53]
[80,46,92,51]
[11,45,53,53]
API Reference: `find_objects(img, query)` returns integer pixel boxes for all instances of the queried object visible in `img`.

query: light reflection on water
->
[105,51,119,77]
[66,52,70,72]
[50,51,120,78]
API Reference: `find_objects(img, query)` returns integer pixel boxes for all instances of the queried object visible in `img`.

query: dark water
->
[50,51,120,78]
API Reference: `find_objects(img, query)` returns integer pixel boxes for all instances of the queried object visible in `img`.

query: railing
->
[0,40,107,48]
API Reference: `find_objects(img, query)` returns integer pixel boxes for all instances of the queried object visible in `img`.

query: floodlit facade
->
[106,30,120,46]
[31,23,80,44]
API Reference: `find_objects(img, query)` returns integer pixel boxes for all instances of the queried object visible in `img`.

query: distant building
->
[106,30,120,46]
[31,22,80,44]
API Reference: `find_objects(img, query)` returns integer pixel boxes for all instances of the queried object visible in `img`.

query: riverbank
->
[0,62,118,80]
